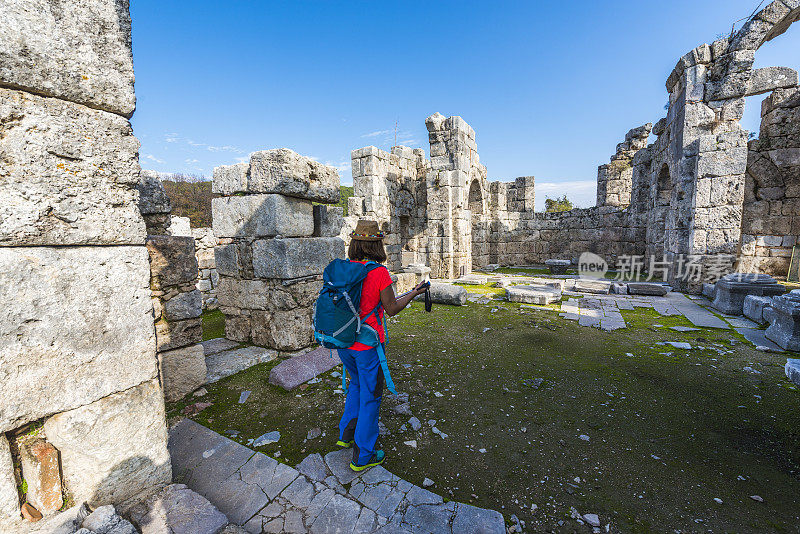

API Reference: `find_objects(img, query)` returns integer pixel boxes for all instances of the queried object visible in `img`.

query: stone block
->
[0,246,157,432]
[745,67,798,97]
[766,292,800,350]
[743,295,774,324]
[205,345,277,384]
[0,0,135,117]
[702,282,716,299]
[313,205,345,237]
[170,216,192,237]
[250,308,315,351]
[137,170,172,215]
[545,259,571,274]
[156,318,203,353]
[392,272,418,295]
[0,87,145,246]
[159,344,207,403]
[248,148,340,203]
[627,282,669,296]
[212,195,314,239]
[421,283,467,306]
[574,279,612,294]
[506,285,562,304]
[252,237,345,279]
[712,273,784,315]
[786,358,800,387]
[212,162,249,195]
[269,347,340,390]
[129,483,228,534]
[0,434,19,525]
[20,439,63,514]
[164,290,203,321]
[43,379,172,510]
[147,236,199,290]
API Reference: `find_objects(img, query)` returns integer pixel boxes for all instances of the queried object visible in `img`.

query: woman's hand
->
[412,281,429,295]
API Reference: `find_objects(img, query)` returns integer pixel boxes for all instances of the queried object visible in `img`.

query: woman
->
[337,219,428,471]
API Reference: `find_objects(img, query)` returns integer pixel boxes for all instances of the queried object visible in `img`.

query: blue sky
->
[130,1,799,209]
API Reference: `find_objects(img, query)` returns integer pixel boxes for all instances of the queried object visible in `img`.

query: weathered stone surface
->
[423,283,467,306]
[309,493,362,534]
[212,162,249,195]
[159,344,207,403]
[156,318,203,353]
[766,292,800,350]
[20,439,63,514]
[164,290,203,321]
[0,87,145,246]
[574,279,613,294]
[137,170,171,215]
[712,273,784,315]
[0,434,20,524]
[81,504,137,534]
[248,148,341,203]
[506,285,561,304]
[205,346,278,384]
[252,237,345,279]
[44,380,171,509]
[627,282,669,296]
[129,483,228,534]
[545,259,571,274]
[212,195,314,239]
[0,0,135,117]
[251,308,316,351]
[295,453,330,482]
[744,295,774,324]
[170,216,193,237]
[0,246,157,432]
[147,236,199,290]
[200,337,240,356]
[452,502,506,534]
[786,358,800,387]
[313,205,345,237]
[745,67,798,96]
[269,347,340,390]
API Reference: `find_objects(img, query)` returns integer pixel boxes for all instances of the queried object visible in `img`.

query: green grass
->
[181,300,800,532]
[202,309,226,341]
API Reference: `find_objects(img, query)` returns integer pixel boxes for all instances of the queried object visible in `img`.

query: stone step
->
[268,347,340,391]
[205,345,277,384]
[168,419,505,534]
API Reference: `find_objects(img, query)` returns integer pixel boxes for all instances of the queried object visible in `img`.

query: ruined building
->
[346,0,800,291]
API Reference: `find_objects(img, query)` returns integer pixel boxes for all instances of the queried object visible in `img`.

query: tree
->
[162,175,214,227]
[544,194,574,213]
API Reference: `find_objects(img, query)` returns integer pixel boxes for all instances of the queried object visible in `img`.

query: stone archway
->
[468,179,486,269]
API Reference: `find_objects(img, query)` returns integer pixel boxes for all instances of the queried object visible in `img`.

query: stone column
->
[0,0,171,526]
[212,148,345,351]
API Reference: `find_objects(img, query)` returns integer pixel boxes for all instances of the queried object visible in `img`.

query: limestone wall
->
[0,1,171,528]
[193,227,220,310]
[212,148,345,351]
[740,86,800,275]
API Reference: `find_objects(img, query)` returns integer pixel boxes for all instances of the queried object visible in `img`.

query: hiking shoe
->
[336,439,353,448]
[350,450,385,472]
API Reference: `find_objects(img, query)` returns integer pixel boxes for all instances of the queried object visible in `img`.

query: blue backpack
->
[313,258,397,395]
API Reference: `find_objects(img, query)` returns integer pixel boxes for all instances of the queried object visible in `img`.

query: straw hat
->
[350,220,384,242]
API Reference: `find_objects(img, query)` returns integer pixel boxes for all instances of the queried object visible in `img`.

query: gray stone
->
[712,273,784,315]
[129,484,228,534]
[252,431,281,447]
[545,259,571,274]
[147,236,199,290]
[627,282,669,296]
[211,194,314,239]
[452,502,506,534]
[506,285,561,304]
[785,359,800,387]
[170,216,192,237]
[308,493,362,534]
[0,87,145,246]
[269,347,340,390]
[212,162,249,195]
[574,279,612,294]
[0,434,20,524]
[249,148,341,203]
[82,505,120,533]
[200,338,241,356]
[296,453,330,482]
[156,318,203,353]
[313,205,345,237]
[421,283,468,306]
[205,346,278,383]
[702,283,716,299]
[766,293,800,350]
[745,67,798,96]
[159,344,207,403]
[743,295,774,324]
[324,448,362,486]
[0,0,135,116]
[402,502,454,533]
[408,417,422,431]
[0,246,157,432]
[44,379,172,509]
[138,170,172,215]
[164,290,203,321]
[252,237,345,279]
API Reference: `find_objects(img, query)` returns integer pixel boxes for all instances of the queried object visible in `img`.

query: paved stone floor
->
[169,419,505,534]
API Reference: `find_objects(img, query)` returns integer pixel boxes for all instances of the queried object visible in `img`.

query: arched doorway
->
[468,179,486,269]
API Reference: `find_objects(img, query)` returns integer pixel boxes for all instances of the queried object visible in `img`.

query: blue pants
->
[338,347,384,466]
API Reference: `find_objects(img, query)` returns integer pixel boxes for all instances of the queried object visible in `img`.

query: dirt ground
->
[174,286,800,533]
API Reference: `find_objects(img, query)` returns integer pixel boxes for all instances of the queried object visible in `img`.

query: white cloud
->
[143,154,165,164]
[533,180,596,211]
[185,158,199,164]
[164,133,179,143]
[361,129,393,138]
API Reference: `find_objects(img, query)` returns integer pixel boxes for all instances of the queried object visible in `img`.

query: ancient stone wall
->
[193,227,220,310]
[0,1,171,529]
[137,170,173,235]
[739,86,800,275]
[212,149,345,350]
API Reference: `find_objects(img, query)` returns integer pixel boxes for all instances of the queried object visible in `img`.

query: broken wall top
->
[0,0,136,117]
